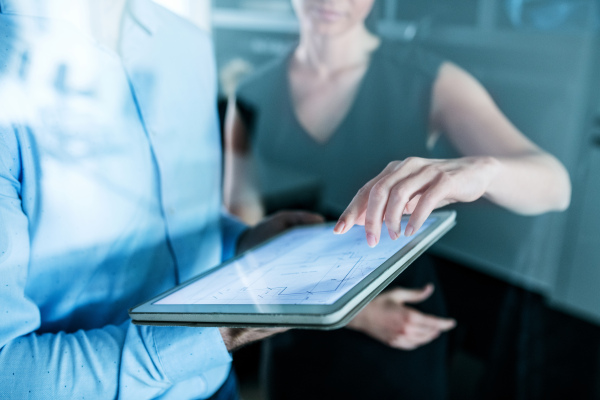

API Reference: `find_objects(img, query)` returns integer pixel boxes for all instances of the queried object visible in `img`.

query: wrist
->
[479,155,501,174]
[476,155,502,198]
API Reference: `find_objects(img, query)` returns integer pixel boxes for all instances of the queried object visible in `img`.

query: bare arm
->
[223,97,266,225]
[431,62,571,214]
[335,62,571,246]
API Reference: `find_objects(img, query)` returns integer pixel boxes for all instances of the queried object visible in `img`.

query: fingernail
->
[334,221,345,234]
[388,228,398,240]
[404,224,414,237]
[367,234,377,248]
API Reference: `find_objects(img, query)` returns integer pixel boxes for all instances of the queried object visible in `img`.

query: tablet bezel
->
[129,210,456,329]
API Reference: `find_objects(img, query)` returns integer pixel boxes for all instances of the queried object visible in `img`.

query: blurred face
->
[292,0,376,36]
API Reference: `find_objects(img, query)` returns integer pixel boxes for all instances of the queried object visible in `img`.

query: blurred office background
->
[159,0,600,398]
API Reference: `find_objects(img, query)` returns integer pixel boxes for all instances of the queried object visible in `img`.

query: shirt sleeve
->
[221,210,249,261]
[0,127,232,399]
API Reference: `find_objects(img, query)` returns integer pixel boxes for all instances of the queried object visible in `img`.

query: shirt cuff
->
[221,211,249,261]
[151,326,232,385]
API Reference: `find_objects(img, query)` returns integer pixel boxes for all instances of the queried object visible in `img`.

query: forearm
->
[0,322,231,399]
[224,105,265,226]
[1,324,127,399]
[224,152,265,226]
[484,152,571,215]
[432,64,571,215]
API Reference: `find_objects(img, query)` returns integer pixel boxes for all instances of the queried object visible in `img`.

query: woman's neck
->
[294,25,380,76]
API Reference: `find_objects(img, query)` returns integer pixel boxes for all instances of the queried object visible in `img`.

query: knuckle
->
[390,186,409,204]
[421,188,442,206]
[403,157,422,167]
[364,220,378,231]
[436,171,453,187]
[420,191,436,204]
[356,185,369,198]
[422,164,441,175]
[370,183,388,200]
[383,211,394,225]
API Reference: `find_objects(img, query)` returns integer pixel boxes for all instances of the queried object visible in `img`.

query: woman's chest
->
[289,65,367,144]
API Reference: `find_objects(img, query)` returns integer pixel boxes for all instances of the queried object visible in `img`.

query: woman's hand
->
[347,285,456,350]
[334,156,500,246]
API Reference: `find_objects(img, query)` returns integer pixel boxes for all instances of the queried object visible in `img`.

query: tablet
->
[129,210,456,330]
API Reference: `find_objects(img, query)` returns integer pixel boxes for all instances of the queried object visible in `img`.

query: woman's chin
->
[306,21,356,37]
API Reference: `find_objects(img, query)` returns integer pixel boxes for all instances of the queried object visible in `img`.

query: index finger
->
[334,185,370,234]
[334,166,394,234]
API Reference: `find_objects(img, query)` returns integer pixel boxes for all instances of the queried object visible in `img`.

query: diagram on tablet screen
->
[157,220,434,306]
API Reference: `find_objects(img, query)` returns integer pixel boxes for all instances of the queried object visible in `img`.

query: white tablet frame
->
[129,210,456,330]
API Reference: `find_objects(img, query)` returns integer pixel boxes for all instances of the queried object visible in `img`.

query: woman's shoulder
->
[375,39,446,80]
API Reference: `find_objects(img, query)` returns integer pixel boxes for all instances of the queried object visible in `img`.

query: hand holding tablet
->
[129,211,456,329]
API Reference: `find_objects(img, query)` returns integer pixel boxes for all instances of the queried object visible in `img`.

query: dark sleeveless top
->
[236,40,444,220]
[236,42,450,400]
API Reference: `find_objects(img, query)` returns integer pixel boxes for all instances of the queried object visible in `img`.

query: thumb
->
[290,211,325,225]
[386,284,434,305]
[276,210,325,228]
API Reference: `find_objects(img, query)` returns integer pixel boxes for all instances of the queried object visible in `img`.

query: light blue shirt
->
[0,0,247,398]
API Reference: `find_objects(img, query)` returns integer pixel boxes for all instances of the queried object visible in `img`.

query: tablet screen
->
[156,219,435,306]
